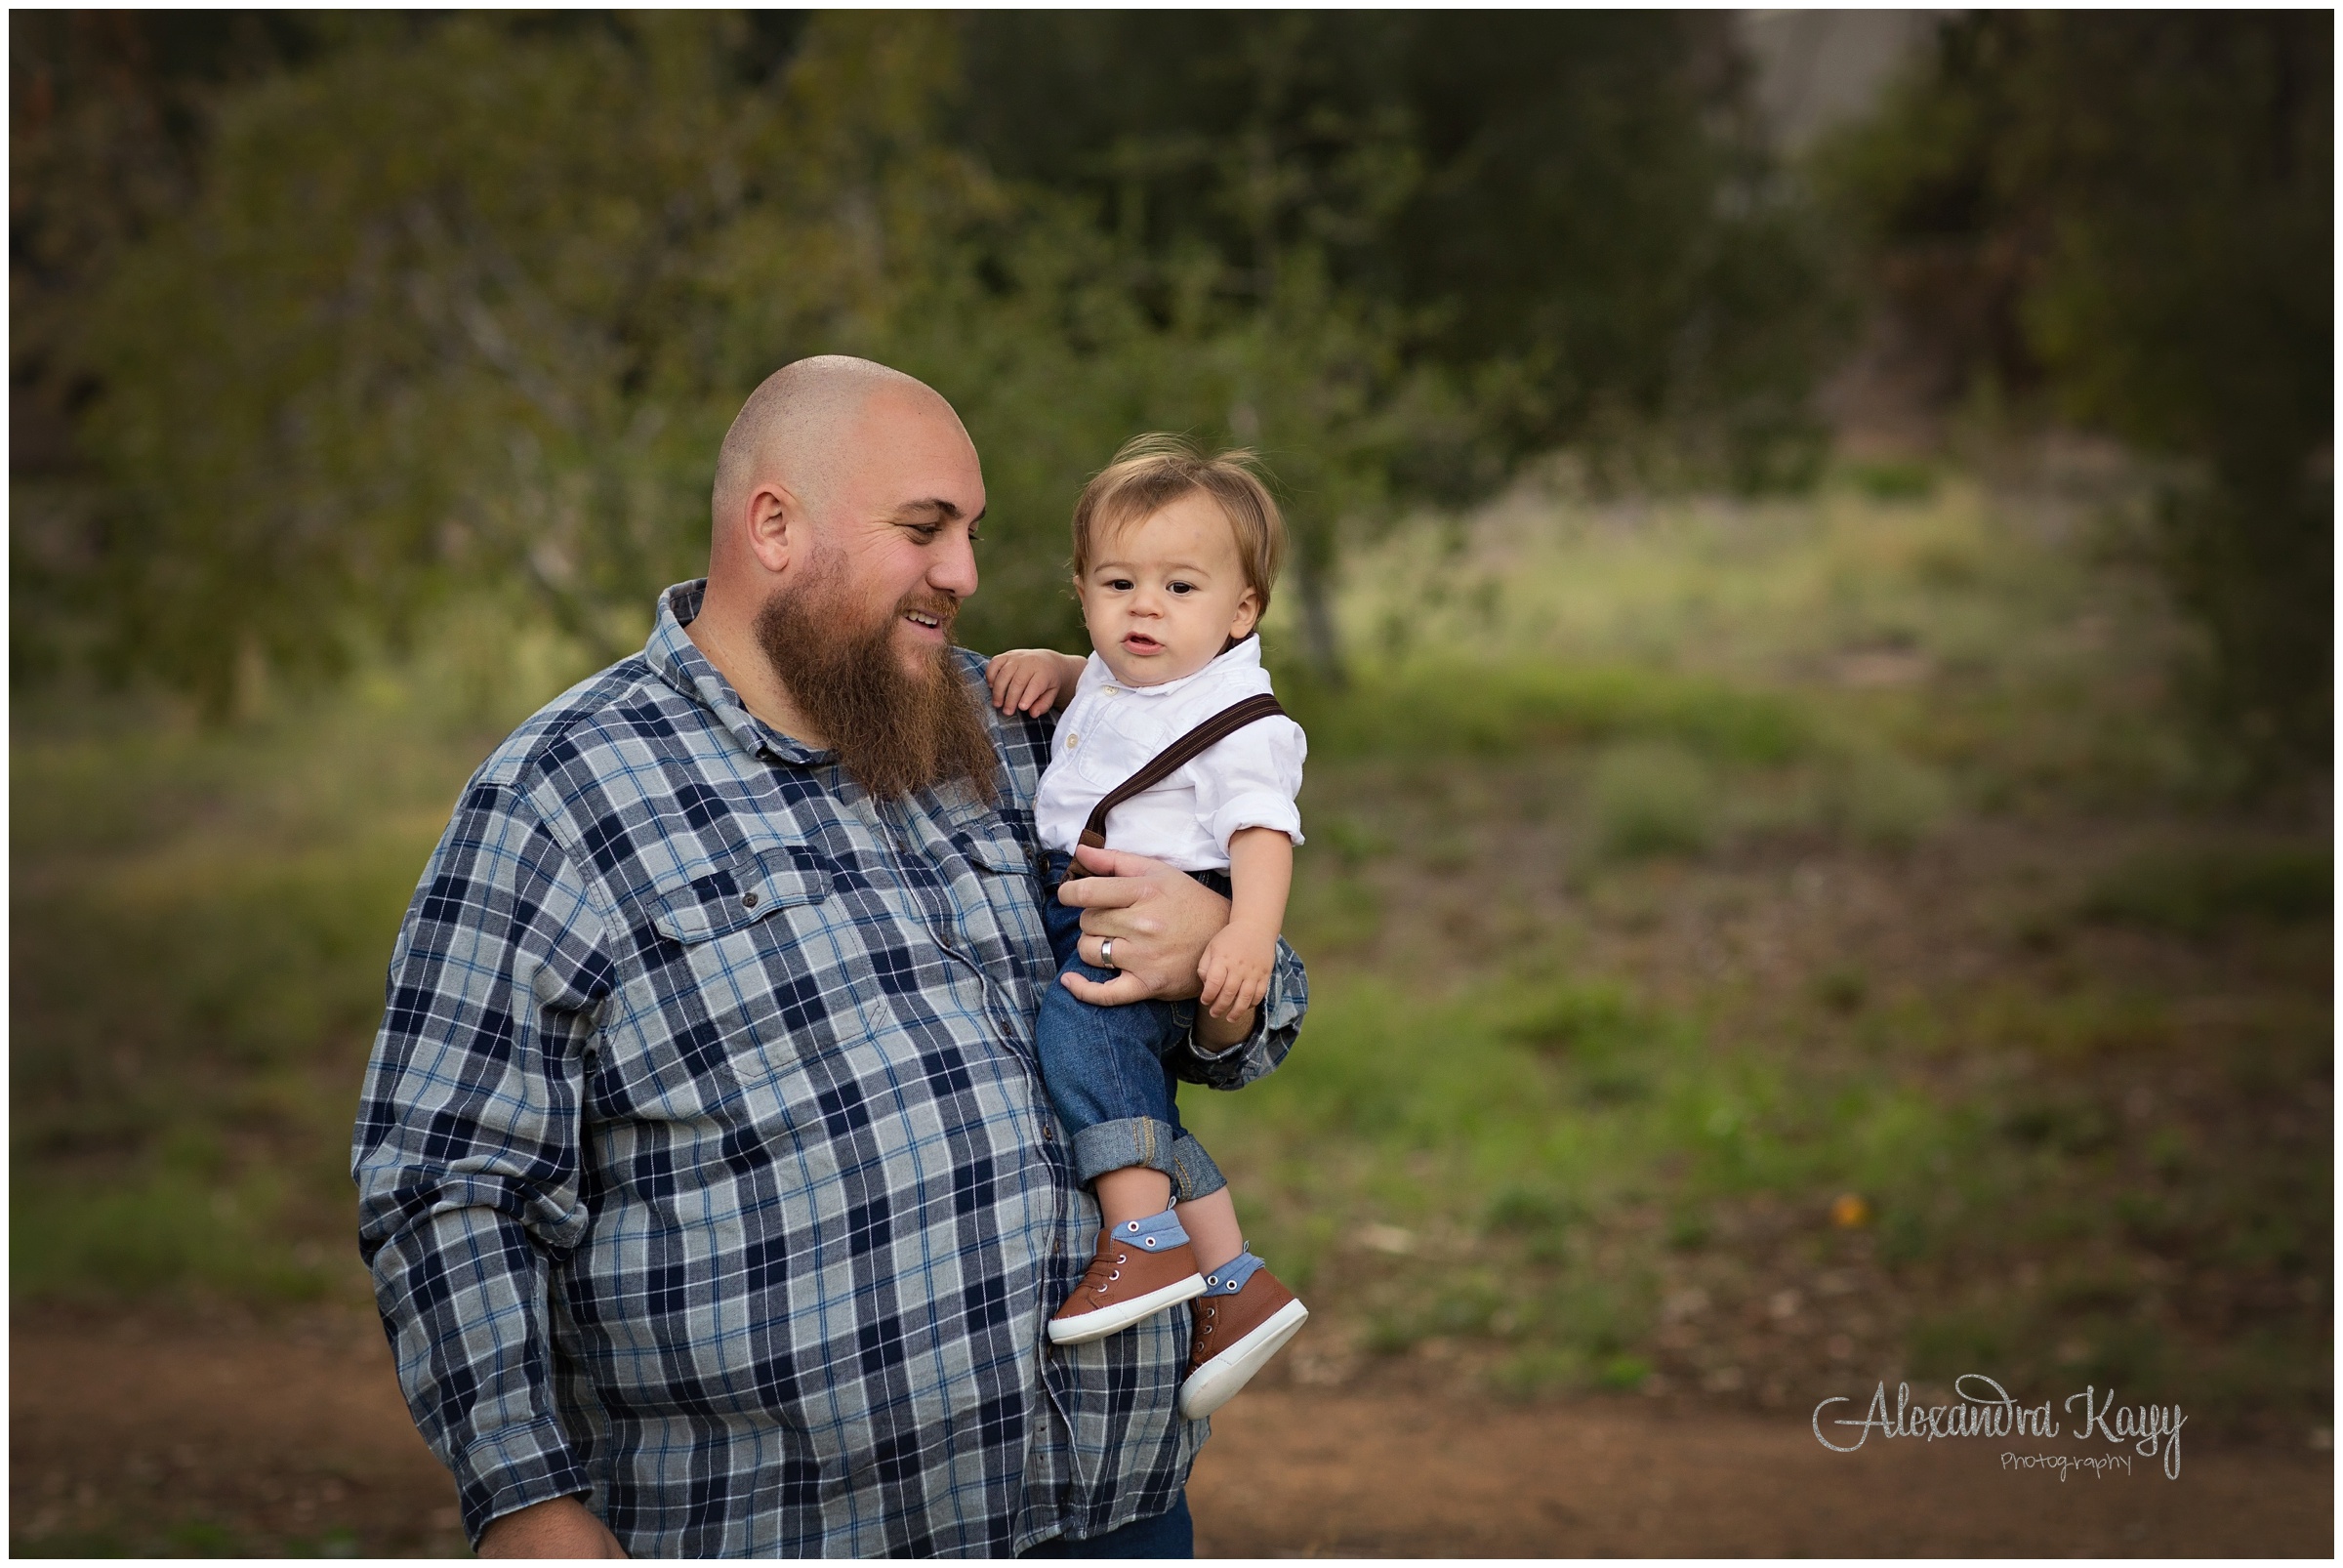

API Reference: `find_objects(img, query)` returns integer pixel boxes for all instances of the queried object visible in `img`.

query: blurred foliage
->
[956,14,1847,487]
[12,10,1841,704]
[1816,13,2333,777]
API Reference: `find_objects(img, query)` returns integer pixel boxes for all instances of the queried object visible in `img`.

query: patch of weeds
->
[1665,1206,1713,1251]
[1818,748,1952,849]
[11,1170,339,1303]
[1489,1344,1585,1400]
[1908,1306,2015,1379]
[1502,982,1665,1103]
[284,1526,363,1558]
[1286,662,1810,766]
[1485,1186,1578,1261]
[1843,459,1939,503]
[1500,981,1650,1053]
[1539,1276,1648,1361]
[1877,1206,1933,1265]
[12,1527,131,1556]
[1999,1095,2117,1155]
[1285,871,1383,954]
[1594,1353,1655,1391]
[168,1519,243,1556]
[1588,742,1716,859]
[1483,1184,1575,1234]
[2079,847,2330,937]
[1315,812,1395,871]
[2115,1190,2195,1252]
[1810,967,1870,1014]
[2055,1317,2170,1390]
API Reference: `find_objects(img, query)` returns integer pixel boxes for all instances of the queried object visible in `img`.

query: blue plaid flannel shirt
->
[352,581,1306,1555]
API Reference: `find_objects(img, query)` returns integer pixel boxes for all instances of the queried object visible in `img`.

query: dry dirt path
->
[11,1308,2330,1557]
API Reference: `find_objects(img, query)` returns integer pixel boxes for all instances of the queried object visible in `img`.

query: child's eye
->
[1168,581,1194,595]
[1105,577,1134,591]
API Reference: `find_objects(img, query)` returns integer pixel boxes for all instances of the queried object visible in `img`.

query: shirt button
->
[1066,734,1080,749]
[1041,1121,1055,1141]
[742,891,760,909]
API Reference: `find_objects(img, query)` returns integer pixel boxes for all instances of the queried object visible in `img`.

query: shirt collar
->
[644,579,831,766]
[1089,634,1263,698]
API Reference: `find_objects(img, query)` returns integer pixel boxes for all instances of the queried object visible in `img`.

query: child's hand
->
[987,649,1073,716]
[1196,926,1273,1022]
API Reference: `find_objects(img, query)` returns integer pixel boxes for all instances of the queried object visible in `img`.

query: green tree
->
[20,13,1842,704]
[1820,14,2332,776]
[958,13,1844,490]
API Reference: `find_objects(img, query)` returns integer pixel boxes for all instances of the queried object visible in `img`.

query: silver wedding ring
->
[1099,937,1118,970]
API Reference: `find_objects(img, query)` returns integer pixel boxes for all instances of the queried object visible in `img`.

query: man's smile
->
[899,599,956,642]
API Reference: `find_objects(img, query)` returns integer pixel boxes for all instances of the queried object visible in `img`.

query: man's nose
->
[928,529,978,599]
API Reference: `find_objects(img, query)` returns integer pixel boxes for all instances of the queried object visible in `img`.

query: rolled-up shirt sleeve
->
[1189,717,1306,852]
[1172,933,1307,1091]
[352,780,613,1546]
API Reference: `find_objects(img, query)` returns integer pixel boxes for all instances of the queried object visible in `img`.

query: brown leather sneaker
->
[1048,1222,1208,1345]
[1178,1265,1309,1419]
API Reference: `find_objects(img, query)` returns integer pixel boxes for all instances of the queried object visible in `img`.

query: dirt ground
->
[11,1304,2330,1557]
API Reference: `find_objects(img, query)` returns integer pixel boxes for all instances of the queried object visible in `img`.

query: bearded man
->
[353,357,1306,1557]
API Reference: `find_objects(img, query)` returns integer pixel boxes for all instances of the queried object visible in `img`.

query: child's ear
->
[1229,589,1262,641]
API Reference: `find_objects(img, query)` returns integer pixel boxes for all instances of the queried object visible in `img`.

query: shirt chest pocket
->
[637,846,858,1099]
[648,846,837,944]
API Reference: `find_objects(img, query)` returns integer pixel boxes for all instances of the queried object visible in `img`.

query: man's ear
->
[742,482,803,576]
[1228,588,1262,641]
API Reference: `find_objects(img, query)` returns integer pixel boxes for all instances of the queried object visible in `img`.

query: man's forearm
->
[478,1496,627,1558]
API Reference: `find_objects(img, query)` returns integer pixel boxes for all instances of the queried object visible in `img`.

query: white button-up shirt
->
[1031,638,1305,872]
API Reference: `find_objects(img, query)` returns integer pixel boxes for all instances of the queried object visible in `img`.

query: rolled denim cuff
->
[1171,1133,1227,1202]
[1070,1115,1180,1186]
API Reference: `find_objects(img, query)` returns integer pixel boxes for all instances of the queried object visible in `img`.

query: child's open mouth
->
[1123,633,1163,654]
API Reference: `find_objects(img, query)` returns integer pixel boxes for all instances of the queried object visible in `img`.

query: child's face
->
[1076,492,1262,688]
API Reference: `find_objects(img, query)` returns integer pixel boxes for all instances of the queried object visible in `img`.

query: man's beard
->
[753,557,999,806]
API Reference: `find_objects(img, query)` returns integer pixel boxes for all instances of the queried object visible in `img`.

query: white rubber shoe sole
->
[1177,1297,1310,1419]
[1048,1272,1208,1345]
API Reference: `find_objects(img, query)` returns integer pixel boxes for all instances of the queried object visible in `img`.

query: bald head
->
[711,355,963,536]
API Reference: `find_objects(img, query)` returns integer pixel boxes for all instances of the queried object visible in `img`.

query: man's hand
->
[1058,845,1246,1011]
[477,1496,628,1558]
[986,648,1084,716]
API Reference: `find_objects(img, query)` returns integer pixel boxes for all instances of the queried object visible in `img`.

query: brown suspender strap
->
[1059,692,1289,882]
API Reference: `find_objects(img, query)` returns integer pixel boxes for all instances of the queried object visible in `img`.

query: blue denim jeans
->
[1038,851,1228,1201]
[1017,1493,1193,1557]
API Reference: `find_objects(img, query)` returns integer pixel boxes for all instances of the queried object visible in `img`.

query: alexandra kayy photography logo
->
[1812,1376,2187,1480]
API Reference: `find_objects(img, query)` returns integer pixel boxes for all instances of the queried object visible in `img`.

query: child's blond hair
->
[1071,433,1287,615]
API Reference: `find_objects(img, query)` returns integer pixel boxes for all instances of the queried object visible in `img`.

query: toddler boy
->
[987,434,1309,1419]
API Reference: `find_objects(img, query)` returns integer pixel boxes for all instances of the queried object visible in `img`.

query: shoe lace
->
[1192,1300,1219,1359]
[1078,1249,1130,1299]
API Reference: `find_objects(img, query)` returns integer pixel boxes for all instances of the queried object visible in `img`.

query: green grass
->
[11,625,578,1306]
[2079,846,2330,935]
